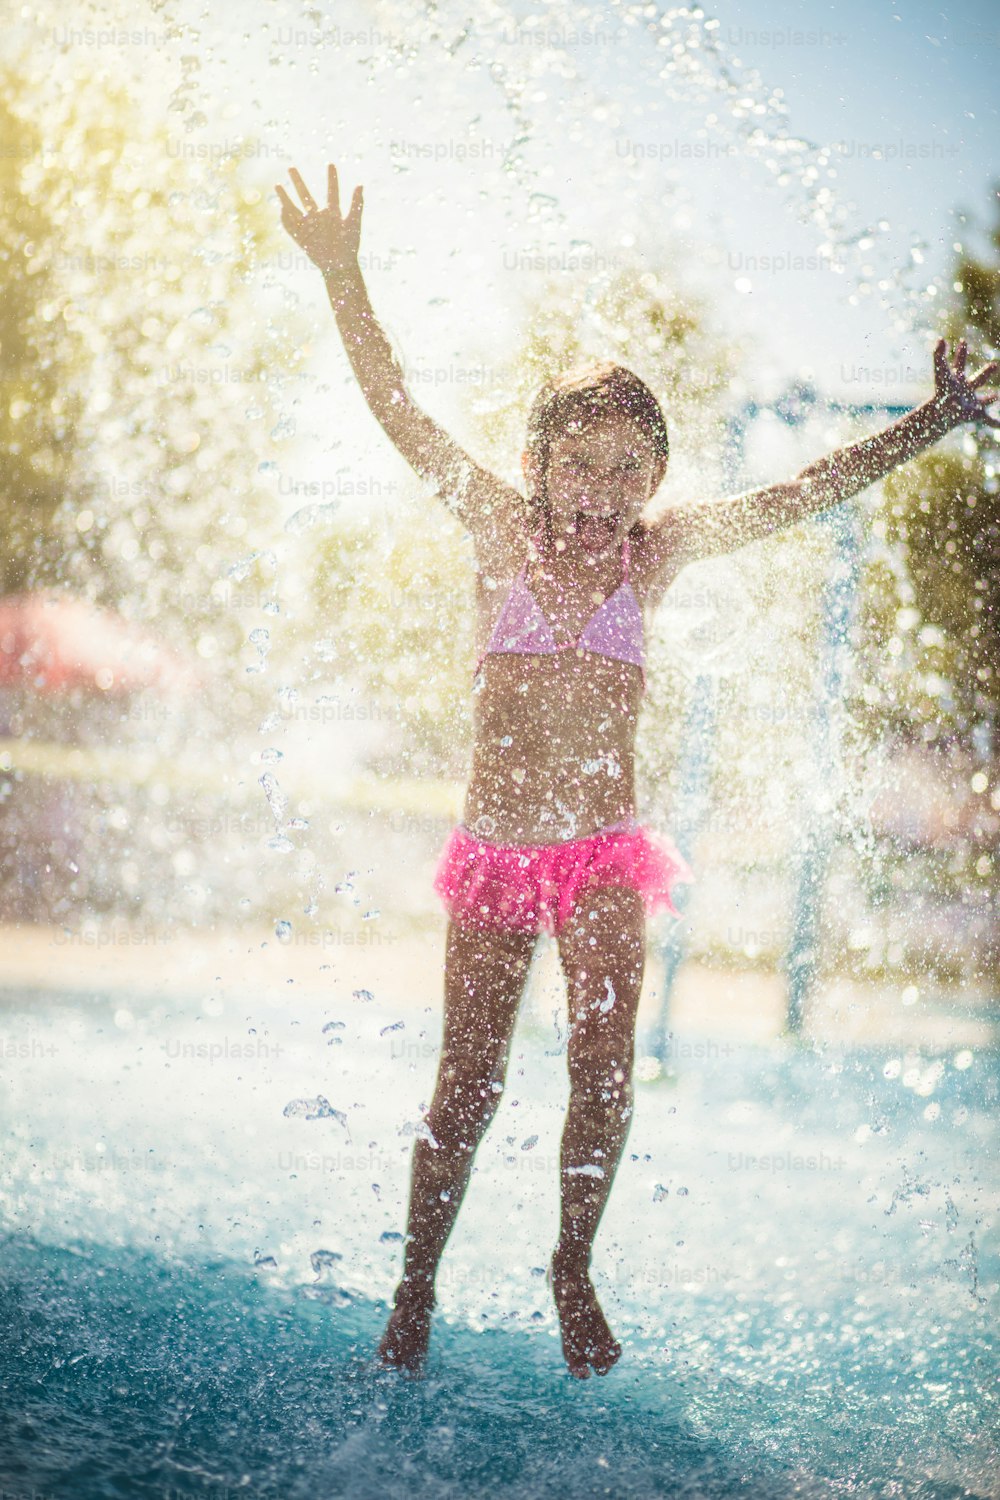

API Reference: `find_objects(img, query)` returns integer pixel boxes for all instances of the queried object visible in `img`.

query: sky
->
[7,0,999,511]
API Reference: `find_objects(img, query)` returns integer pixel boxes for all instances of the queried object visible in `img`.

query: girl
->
[276,163,998,1379]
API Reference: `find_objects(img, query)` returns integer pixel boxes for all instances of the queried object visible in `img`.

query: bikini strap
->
[521,526,545,578]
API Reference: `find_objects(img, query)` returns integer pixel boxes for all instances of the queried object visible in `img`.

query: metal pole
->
[782,499,861,1031]
[780,402,907,1032]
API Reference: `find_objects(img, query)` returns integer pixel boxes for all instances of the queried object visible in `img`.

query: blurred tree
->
[851,182,1000,979]
[0,58,317,925]
[0,99,76,595]
[0,64,304,695]
[869,190,999,752]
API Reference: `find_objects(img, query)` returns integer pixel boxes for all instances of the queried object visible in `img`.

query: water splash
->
[282,1095,350,1130]
[284,501,341,534]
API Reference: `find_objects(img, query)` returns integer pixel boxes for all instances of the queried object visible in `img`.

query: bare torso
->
[462,539,647,845]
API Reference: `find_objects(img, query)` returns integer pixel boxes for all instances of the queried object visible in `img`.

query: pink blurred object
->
[0,591,200,694]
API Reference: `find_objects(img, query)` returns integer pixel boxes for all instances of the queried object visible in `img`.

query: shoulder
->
[626,512,689,608]
[461,471,537,579]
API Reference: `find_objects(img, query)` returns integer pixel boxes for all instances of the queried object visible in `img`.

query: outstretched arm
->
[637,338,999,587]
[275,163,530,553]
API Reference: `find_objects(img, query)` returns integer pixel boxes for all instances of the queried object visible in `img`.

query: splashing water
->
[282,1095,350,1131]
[2,0,997,1496]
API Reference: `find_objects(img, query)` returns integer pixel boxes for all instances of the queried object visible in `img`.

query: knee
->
[427,1058,506,1149]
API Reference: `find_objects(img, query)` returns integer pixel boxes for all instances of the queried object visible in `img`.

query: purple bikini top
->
[475,532,645,686]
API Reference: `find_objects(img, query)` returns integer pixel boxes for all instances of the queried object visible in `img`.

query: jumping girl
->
[276,163,999,1379]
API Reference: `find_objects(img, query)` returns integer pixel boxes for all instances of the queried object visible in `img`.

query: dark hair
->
[524,359,670,527]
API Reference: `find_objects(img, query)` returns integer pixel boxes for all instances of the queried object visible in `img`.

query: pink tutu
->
[433,820,695,936]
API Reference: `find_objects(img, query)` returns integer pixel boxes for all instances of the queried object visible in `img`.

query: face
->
[522,413,661,561]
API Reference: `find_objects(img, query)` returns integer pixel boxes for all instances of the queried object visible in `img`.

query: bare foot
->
[549,1249,622,1379]
[376,1278,435,1374]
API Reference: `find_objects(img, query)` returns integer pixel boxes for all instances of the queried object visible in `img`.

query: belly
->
[463,653,643,843]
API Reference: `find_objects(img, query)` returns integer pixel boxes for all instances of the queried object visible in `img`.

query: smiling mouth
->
[574,511,619,553]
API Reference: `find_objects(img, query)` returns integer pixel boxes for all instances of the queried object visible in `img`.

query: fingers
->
[955,338,969,374]
[970,360,1000,390]
[328,162,340,212]
[289,166,319,212]
[346,183,364,231]
[933,338,949,382]
[274,182,302,220]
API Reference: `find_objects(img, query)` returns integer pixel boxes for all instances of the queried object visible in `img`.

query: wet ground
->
[1,928,998,1498]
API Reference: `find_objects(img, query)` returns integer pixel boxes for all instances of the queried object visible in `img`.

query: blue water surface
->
[1,976,998,1499]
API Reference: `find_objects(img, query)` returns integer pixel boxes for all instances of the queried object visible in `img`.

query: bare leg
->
[377,916,537,1372]
[552,885,645,1378]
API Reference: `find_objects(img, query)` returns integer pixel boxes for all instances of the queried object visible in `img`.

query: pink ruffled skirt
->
[433,819,695,936]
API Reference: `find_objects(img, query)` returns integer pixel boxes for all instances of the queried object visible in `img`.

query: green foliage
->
[470,263,735,497]
[0,96,81,591]
[0,62,304,701]
[953,181,1000,348]
[848,186,1000,942]
[881,449,999,723]
[311,505,474,777]
[856,185,1000,751]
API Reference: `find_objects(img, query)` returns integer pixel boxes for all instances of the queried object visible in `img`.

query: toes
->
[591,1340,622,1375]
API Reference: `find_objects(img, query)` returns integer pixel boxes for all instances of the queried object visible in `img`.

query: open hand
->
[275,163,363,278]
[932,337,999,429]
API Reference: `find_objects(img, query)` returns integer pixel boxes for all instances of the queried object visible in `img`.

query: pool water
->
[2,976,998,1498]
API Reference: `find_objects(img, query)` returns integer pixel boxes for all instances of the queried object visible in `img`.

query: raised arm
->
[275,163,530,555]
[635,338,999,594]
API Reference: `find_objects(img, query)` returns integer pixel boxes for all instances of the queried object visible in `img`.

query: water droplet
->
[284,502,340,534]
[310,1248,342,1276]
[259,770,288,825]
[275,920,292,943]
[228,551,262,582]
[282,1095,348,1127]
[353,989,374,1003]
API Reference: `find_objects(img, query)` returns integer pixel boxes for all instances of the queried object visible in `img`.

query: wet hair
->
[523,359,670,528]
